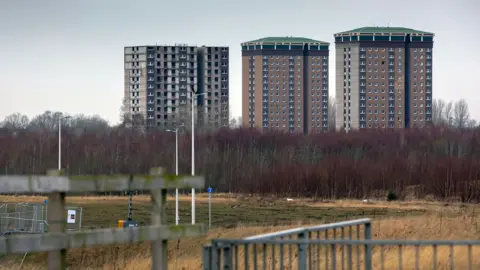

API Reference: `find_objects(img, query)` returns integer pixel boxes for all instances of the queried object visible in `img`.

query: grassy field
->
[0,194,479,269]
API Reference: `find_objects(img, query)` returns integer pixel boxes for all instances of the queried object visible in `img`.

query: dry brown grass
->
[0,194,458,210]
[3,211,479,269]
[1,195,479,269]
[0,194,236,205]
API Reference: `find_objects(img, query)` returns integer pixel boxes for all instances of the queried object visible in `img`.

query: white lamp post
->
[58,115,71,170]
[191,91,204,225]
[166,125,183,226]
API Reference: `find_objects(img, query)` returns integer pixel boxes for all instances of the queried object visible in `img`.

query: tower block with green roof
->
[334,27,434,131]
[241,37,330,134]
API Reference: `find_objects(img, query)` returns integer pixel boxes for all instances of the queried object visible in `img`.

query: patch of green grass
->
[76,200,426,229]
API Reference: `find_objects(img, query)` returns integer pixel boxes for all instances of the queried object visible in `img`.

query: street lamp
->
[191,91,204,225]
[166,124,184,226]
[58,115,71,170]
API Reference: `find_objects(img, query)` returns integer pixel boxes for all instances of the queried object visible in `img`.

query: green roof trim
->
[243,37,329,44]
[335,27,434,35]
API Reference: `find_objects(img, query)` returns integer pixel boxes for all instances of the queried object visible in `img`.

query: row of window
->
[261,56,327,60]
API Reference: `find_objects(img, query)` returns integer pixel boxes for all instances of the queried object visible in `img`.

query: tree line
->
[0,121,480,202]
[1,97,478,201]
[431,98,476,129]
[2,97,471,132]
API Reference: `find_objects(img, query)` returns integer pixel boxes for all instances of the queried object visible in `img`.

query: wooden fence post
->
[150,167,168,270]
[46,169,67,270]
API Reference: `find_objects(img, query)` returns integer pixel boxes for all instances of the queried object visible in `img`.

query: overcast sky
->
[1,0,479,125]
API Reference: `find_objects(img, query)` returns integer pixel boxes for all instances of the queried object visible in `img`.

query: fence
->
[203,218,480,270]
[0,167,206,270]
[0,202,48,234]
[0,202,84,235]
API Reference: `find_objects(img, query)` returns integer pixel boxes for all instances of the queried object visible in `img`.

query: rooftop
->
[243,37,329,44]
[335,27,434,35]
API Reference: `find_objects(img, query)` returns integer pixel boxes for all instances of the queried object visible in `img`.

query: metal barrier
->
[0,203,84,234]
[0,203,48,234]
[203,218,480,270]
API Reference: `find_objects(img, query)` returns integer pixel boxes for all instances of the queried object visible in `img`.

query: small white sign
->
[67,210,76,224]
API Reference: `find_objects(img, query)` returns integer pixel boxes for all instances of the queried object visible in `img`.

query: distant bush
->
[387,191,398,201]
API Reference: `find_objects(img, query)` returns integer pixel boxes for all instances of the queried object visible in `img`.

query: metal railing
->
[203,218,480,270]
[0,167,206,270]
[203,219,371,270]
[0,203,83,235]
[0,203,48,234]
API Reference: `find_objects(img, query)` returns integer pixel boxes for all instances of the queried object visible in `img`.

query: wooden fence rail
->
[0,167,206,270]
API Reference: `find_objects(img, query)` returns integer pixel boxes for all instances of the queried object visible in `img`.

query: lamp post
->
[166,125,183,226]
[191,91,204,225]
[58,115,71,170]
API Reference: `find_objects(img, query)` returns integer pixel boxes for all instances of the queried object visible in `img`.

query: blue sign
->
[44,199,48,205]
[207,187,212,193]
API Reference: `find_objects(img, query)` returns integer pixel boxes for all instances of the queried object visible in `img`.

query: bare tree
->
[453,99,470,129]
[432,98,446,125]
[229,116,242,129]
[328,97,336,131]
[120,98,132,126]
[131,113,146,129]
[69,114,110,134]
[444,101,453,127]
[1,113,29,129]
[467,119,477,128]
[27,111,63,131]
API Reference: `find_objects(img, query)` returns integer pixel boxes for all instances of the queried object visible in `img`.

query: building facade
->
[124,45,229,130]
[241,37,330,134]
[334,27,434,131]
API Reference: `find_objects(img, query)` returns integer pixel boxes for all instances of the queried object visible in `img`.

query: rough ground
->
[0,194,478,269]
